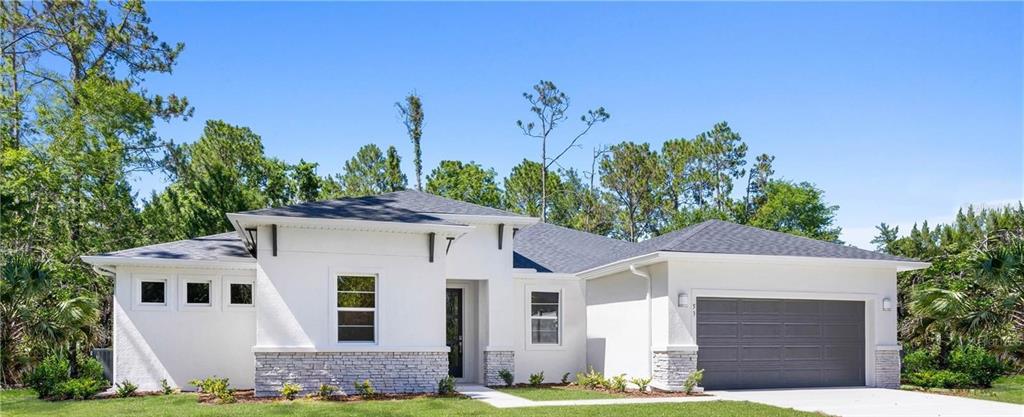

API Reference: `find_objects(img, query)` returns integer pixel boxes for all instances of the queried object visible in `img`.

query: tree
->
[504,159,561,218]
[552,168,614,235]
[425,160,502,208]
[871,223,900,252]
[516,80,609,222]
[600,142,664,242]
[336,144,406,196]
[396,93,425,190]
[744,153,775,217]
[747,180,841,242]
[691,122,748,212]
[292,159,323,202]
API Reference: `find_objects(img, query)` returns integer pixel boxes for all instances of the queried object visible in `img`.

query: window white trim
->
[178,275,217,311]
[525,287,563,350]
[222,276,255,310]
[132,274,173,311]
[328,270,380,345]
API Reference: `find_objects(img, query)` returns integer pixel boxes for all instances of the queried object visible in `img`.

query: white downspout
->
[628,264,653,380]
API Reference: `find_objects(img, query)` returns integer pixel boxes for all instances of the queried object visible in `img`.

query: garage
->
[696,297,865,389]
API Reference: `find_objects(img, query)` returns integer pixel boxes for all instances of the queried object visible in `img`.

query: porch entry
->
[446,288,463,378]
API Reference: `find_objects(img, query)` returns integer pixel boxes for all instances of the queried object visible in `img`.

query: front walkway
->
[458,384,720,408]
[712,387,1023,417]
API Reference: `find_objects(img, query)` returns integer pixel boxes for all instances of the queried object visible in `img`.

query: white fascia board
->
[80,255,256,270]
[226,213,475,235]
[427,213,540,226]
[655,251,931,271]
[577,252,663,280]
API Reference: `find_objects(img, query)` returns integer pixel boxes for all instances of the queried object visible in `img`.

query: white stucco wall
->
[511,275,587,383]
[113,266,256,390]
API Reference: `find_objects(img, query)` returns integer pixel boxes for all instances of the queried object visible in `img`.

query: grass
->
[494,385,625,400]
[0,388,821,417]
[962,375,1024,405]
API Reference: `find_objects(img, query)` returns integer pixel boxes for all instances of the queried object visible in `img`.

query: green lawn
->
[0,389,820,417]
[963,375,1024,405]
[495,385,625,400]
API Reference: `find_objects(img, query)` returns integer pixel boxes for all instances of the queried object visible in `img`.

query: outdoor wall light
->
[882,298,893,311]
[678,292,689,307]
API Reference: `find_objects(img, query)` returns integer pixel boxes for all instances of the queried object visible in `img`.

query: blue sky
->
[140,2,1022,249]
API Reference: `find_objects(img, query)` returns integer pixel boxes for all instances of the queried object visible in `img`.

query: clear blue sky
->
[139,2,1023,249]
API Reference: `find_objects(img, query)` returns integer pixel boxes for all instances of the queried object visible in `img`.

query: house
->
[82,190,928,396]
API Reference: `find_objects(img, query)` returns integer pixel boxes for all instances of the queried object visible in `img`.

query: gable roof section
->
[513,223,638,273]
[98,232,253,262]
[237,190,521,225]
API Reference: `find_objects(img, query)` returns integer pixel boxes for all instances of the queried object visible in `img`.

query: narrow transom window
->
[140,281,166,304]
[185,281,211,305]
[530,291,559,344]
[337,275,375,342]
[229,283,253,305]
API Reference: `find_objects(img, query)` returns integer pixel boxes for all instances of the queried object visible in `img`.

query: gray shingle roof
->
[512,223,638,273]
[102,233,253,261]
[237,190,522,224]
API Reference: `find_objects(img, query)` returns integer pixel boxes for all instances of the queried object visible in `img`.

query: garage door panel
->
[697,297,865,389]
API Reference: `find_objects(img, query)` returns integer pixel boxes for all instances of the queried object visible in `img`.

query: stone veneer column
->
[873,347,901,389]
[651,348,698,391]
[253,351,447,397]
[482,350,514,386]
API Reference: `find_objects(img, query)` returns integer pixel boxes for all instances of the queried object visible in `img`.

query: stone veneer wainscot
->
[874,347,901,389]
[482,350,514,386]
[254,351,447,397]
[651,348,698,391]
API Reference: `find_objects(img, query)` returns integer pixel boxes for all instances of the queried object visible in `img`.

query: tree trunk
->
[541,138,547,222]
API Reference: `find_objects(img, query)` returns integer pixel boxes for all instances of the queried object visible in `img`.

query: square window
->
[140,281,165,304]
[230,283,253,305]
[186,281,210,305]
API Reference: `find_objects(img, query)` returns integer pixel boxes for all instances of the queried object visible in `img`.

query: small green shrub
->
[607,374,627,392]
[190,376,234,403]
[528,371,545,387]
[56,378,103,400]
[684,369,704,394]
[160,379,174,395]
[949,345,1005,387]
[77,356,106,383]
[901,349,937,375]
[904,370,972,389]
[279,382,301,400]
[114,380,138,398]
[317,384,338,399]
[575,367,606,389]
[498,369,514,387]
[27,355,70,399]
[354,379,375,397]
[438,376,456,394]
[561,372,571,384]
[630,376,652,392]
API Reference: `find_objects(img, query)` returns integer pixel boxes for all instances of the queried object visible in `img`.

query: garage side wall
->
[585,265,669,379]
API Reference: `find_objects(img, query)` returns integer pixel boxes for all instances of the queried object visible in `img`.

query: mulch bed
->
[197,389,467,404]
[498,383,708,398]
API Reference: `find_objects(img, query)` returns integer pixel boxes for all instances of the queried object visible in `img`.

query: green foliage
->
[684,369,704,394]
[336,144,406,197]
[904,370,972,389]
[575,367,607,390]
[498,369,514,387]
[190,376,233,403]
[901,349,937,374]
[607,374,627,392]
[56,378,104,400]
[747,181,841,242]
[426,160,503,208]
[354,379,375,397]
[528,372,545,387]
[26,355,70,398]
[114,380,138,398]
[396,93,425,191]
[437,376,456,395]
[279,382,302,400]
[160,379,174,395]
[600,142,664,241]
[949,345,1006,387]
[561,372,571,385]
[630,376,652,392]
[316,384,338,399]
[292,160,324,202]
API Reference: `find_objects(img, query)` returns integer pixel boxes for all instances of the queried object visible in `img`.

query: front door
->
[446,288,463,378]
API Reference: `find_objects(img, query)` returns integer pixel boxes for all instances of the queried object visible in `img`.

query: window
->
[229,283,253,305]
[185,281,211,305]
[140,280,166,304]
[530,291,560,344]
[337,275,375,342]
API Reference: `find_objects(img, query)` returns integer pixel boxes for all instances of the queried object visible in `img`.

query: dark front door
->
[446,288,463,378]
[696,297,865,389]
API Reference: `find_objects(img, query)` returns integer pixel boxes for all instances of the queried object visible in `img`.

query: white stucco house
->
[82,190,928,396]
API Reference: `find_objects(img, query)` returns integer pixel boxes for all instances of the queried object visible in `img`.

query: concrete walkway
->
[712,387,1024,417]
[458,384,720,408]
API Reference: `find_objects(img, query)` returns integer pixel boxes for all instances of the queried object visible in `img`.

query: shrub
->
[354,379,375,397]
[575,367,606,390]
[160,379,174,395]
[528,371,544,387]
[630,376,652,392]
[114,380,138,398]
[498,369,514,387]
[27,355,70,399]
[280,382,301,400]
[438,376,456,395]
[901,349,937,375]
[317,384,338,399]
[561,372,571,384]
[607,374,627,392]
[190,376,234,403]
[56,378,103,400]
[77,356,106,384]
[684,369,704,394]
[949,345,1005,387]
[904,370,972,389]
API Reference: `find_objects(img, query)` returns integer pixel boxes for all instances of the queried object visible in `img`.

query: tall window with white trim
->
[337,275,376,342]
[530,291,560,344]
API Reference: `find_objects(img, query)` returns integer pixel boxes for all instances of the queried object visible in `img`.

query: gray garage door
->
[696,297,865,389]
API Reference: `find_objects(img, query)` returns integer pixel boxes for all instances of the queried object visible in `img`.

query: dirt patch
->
[495,383,709,398]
